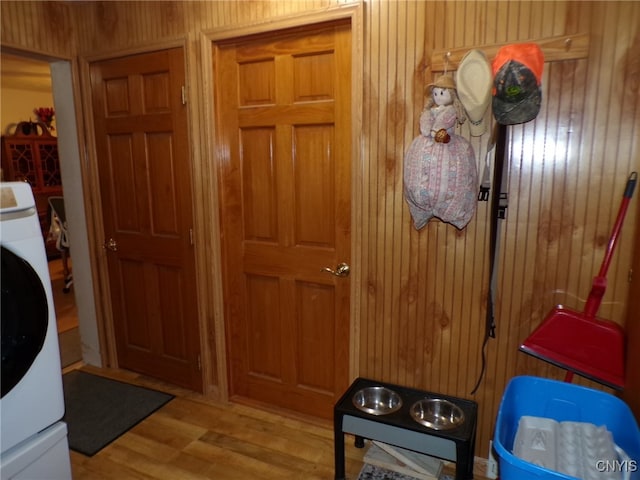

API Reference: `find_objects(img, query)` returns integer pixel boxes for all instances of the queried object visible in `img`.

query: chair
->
[48,196,72,293]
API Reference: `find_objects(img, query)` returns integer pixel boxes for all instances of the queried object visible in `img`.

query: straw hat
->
[427,74,456,91]
[456,50,492,136]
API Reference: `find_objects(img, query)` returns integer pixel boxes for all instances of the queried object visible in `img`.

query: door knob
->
[104,238,118,252]
[322,262,350,277]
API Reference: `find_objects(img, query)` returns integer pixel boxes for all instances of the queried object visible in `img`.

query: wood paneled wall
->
[421,0,640,457]
[3,0,638,459]
[0,1,75,57]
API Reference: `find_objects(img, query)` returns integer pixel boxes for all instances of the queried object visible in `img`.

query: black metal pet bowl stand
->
[334,377,478,480]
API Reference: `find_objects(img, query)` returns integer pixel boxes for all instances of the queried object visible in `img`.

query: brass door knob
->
[104,238,118,252]
[321,262,350,277]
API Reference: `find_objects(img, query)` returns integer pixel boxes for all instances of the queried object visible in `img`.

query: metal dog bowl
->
[352,386,402,415]
[410,398,465,430]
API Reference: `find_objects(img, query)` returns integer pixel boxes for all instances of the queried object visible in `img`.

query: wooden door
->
[215,22,352,419]
[90,48,202,392]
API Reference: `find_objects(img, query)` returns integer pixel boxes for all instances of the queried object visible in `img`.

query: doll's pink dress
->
[403,105,478,229]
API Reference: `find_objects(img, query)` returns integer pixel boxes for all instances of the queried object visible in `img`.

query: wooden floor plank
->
[101,444,207,480]
[198,431,335,478]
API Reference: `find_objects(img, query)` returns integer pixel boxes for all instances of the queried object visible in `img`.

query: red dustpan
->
[520,172,637,390]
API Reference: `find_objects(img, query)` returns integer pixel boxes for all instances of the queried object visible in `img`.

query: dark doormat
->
[62,370,174,456]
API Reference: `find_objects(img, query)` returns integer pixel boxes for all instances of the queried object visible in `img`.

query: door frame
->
[0,44,103,367]
[78,38,217,393]
[202,3,364,402]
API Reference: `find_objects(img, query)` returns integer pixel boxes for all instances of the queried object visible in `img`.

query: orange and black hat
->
[492,43,544,125]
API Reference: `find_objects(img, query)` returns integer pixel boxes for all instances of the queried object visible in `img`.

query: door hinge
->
[181,85,187,105]
[197,354,202,371]
[189,228,194,246]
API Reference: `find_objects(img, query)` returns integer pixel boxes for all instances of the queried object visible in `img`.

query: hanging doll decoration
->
[403,74,478,230]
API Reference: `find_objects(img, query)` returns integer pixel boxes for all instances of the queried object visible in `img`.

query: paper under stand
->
[364,441,443,480]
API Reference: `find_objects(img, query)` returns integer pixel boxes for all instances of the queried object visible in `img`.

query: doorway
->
[0,51,82,369]
[214,20,353,419]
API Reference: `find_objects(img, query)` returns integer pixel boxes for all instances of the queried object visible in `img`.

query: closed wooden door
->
[90,48,202,392]
[215,22,352,419]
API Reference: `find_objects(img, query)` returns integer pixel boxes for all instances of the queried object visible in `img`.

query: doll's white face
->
[432,87,452,106]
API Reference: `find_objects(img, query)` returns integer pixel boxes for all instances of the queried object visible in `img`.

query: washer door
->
[1,246,48,398]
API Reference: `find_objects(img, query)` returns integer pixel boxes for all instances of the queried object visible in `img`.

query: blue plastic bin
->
[494,376,640,480]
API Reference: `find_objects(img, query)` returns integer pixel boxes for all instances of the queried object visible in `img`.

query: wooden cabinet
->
[2,121,63,258]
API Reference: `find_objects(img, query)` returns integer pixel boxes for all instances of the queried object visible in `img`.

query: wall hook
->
[564,37,572,51]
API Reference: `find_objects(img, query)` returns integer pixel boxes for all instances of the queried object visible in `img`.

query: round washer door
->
[1,246,48,398]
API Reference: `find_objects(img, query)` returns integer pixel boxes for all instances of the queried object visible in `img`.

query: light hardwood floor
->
[66,365,367,479]
[49,257,77,333]
[65,366,491,480]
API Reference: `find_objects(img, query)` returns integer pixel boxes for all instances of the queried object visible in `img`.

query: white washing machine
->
[0,182,71,479]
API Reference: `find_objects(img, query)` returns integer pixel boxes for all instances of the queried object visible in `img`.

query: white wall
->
[1,87,56,136]
[50,60,101,367]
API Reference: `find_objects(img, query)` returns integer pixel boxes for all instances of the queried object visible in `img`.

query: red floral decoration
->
[34,107,55,130]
